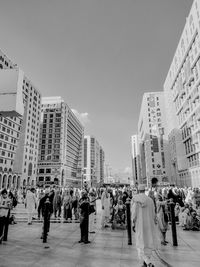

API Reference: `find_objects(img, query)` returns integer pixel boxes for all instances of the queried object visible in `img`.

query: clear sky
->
[0,0,193,176]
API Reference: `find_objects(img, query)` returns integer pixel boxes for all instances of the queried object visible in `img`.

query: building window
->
[46,168,51,173]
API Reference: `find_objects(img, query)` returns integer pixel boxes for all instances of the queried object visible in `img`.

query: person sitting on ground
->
[182,204,192,230]
[114,198,126,226]
[196,205,200,219]
[190,211,200,231]
[194,188,200,208]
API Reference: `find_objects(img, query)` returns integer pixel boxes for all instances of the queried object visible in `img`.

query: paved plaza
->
[0,201,200,267]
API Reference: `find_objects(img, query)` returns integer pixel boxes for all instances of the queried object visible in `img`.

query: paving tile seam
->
[177,233,196,251]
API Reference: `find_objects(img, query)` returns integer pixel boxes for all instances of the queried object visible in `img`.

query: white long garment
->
[131,193,158,251]
[25,191,36,213]
[101,192,110,217]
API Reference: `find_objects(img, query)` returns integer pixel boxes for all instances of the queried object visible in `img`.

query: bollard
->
[43,197,50,243]
[126,198,132,245]
[84,201,90,243]
[169,201,178,246]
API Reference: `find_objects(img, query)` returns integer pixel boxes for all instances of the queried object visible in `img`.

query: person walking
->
[132,184,157,267]
[89,188,96,233]
[53,189,62,219]
[25,188,37,225]
[0,189,11,244]
[62,189,73,222]
[101,188,110,228]
[156,193,169,245]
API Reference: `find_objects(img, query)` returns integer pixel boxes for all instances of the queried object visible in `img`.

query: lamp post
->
[81,169,84,190]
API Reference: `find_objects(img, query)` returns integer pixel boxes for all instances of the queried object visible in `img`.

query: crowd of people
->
[1,179,200,266]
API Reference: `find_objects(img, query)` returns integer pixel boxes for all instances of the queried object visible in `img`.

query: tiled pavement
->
[0,201,200,267]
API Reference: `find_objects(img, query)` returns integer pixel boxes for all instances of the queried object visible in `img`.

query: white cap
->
[138,184,146,191]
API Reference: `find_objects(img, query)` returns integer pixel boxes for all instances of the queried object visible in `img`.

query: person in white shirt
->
[25,188,37,225]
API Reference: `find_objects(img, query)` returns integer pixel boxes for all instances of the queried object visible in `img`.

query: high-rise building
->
[138,92,171,186]
[100,147,105,185]
[84,135,102,187]
[37,97,84,187]
[164,0,200,187]
[0,49,41,189]
[131,135,140,186]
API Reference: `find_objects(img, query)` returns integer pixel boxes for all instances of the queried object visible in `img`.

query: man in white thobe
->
[132,184,157,267]
[25,188,37,225]
[101,188,110,228]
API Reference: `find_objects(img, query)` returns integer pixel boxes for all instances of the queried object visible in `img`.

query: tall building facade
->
[131,135,140,186]
[137,92,171,186]
[164,0,200,187]
[37,97,84,187]
[0,49,41,189]
[100,147,105,185]
[84,135,102,187]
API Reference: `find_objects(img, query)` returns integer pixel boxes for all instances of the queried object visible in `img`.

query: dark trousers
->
[80,219,88,242]
[0,212,9,243]
[0,217,6,242]
[54,207,61,218]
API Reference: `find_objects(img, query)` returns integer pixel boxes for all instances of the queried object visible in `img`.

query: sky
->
[0,0,193,176]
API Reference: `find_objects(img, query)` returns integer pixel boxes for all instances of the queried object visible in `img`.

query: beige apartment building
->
[164,0,200,187]
[84,136,104,187]
[0,49,41,189]
[37,97,84,187]
[137,92,171,187]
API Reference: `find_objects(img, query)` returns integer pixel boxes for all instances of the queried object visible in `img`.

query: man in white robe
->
[101,188,110,228]
[25,188,37,225]
[132,184,157,267]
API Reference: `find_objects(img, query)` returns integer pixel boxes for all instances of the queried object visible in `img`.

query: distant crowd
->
[1,182,200,242]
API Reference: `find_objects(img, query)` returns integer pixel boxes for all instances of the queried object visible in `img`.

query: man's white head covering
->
[138,184,146,191]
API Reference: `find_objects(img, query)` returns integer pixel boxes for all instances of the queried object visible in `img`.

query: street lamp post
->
[81,169,84,190]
